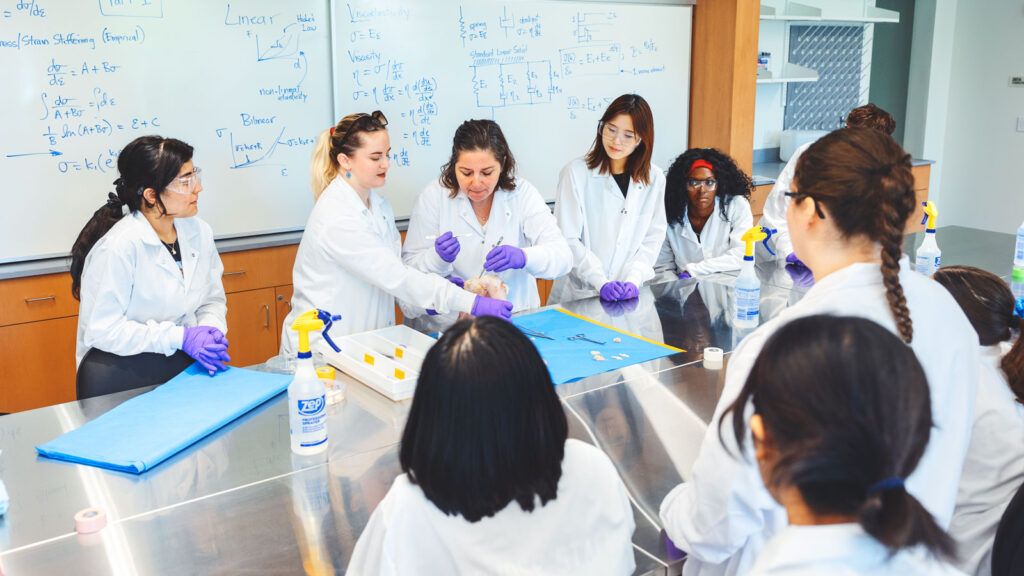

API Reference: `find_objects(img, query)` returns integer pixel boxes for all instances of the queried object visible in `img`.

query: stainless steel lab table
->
[0,225,1014,575]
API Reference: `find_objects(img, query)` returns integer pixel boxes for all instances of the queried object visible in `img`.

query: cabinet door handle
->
[277,294,292,310]
[222,270,246,277]
[263,304,270,328]
[25,295,56,303]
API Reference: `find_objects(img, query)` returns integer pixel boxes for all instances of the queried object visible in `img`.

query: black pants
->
[76,348,194,400]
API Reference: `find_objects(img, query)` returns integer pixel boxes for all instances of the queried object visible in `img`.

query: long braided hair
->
[794,128,917,342]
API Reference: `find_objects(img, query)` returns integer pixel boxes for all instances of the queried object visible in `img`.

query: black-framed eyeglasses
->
[336,110,388,149]
[785,191,827,219]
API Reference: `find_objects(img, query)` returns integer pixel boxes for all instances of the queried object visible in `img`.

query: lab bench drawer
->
[0,272,77,327]
[219,244,298,294]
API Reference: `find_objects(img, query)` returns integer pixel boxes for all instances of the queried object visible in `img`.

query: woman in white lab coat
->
[659,127,980,576]
[729,315,965,576]
[656,148,754,278]
[348,316,636,575]
[71,136,230,398]
[759,103,896,264]
[402,119,571,316]
[551,93,667,303]
[280,111,511,354]
[934,266,1024,576]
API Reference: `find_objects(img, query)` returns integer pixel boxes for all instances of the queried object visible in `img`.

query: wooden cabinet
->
[0,316,78,413]
[225,288,280,368]
[750,183,772,220]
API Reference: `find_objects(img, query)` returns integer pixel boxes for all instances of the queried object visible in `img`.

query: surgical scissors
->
[568,333,605,345]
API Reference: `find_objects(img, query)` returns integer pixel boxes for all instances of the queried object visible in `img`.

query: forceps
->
[568,333,605,345]
[518,326,555,340]
[477,235,504,277]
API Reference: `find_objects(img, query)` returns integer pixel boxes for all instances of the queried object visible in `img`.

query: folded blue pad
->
[36,364,291,474]
[512,308,683,384]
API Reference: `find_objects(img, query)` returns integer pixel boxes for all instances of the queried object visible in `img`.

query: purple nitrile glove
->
[785,261,815,288]
[449,276,465,289]
[434,231,461,263]
[471,295,513,320]
[483,245,527,272]
[183,326,229,375]
[785,252,806,268]
[599,281,625,302]
[678,271,692,280]
[620,282,639,300]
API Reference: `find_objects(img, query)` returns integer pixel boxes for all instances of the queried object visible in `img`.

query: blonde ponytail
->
[310,128,337,201]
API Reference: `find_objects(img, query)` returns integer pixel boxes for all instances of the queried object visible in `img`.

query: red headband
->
[689,159,713,174]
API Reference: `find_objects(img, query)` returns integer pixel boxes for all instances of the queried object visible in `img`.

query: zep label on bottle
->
[294,395,326,447]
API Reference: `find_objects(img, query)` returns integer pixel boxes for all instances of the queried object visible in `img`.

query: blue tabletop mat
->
[36,364,291,474]
[512,308,683,384]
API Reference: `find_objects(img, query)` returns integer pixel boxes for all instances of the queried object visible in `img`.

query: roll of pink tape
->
[74,508,107,534]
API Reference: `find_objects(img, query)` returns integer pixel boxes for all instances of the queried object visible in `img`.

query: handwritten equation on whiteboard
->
[2,0,322,177]
[340,2,669,171]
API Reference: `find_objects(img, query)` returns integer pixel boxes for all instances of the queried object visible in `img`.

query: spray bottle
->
[735,226,769,329]
[915,201,941,276]
[289,310,339,455]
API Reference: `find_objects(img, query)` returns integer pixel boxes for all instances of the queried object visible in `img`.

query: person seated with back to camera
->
[347,316,636,575]
[727,314,965,575]
[655,147,754,279]
[933,266,1024,576]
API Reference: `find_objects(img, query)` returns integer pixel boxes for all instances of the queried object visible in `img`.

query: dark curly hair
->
[665,148,752,226]
[439,119,517,198]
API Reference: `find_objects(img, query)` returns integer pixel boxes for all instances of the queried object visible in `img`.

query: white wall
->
[933,0,1024,233]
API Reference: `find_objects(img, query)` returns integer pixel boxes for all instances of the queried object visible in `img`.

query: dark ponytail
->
[793,128,917,342]
[721,315,955,558]
[70,136,194,300]
[933,265,1024,402]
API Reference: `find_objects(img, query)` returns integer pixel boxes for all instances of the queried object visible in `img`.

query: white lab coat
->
[748,523,967,576]
[281,176,476,354]
[402,178,571,314]
[757,143,810,261]
[550,157,667,303]
[655,197,753,278]
[659,257,980,576]
[76,211,227,366]
[950,343,1024,576]
[347,439,636,575]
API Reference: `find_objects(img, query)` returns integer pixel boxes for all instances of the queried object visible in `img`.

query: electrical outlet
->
[1011,76,1024,87]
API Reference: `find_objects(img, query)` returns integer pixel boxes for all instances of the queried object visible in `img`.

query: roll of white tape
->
[703,347,724,370]
[74,507,107,534]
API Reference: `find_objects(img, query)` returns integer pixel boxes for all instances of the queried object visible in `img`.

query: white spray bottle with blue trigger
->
[734,226,772,329]
[915,201,941,276]
[288,310,341,455]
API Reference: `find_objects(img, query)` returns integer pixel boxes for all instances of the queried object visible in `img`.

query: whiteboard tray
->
[316,325,435,401]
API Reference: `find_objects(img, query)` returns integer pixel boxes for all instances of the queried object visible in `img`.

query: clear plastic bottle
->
[734,226,766,329]
[915,201,941,276]
[289,312,328,455]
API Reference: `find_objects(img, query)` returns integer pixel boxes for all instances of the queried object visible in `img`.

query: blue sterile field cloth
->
[36,364,291,474]
[511,308,683,384]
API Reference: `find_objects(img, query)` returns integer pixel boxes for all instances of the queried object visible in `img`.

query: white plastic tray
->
[316,325,435,401]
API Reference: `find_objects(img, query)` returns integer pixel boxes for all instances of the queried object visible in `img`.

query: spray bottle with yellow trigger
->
[915,201,941,276]
[735,226,771,329]
[289,310,340,455]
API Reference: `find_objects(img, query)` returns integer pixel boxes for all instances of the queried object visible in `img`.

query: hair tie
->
[1014,297,1024,320]
[867,476,904,494]
[689,159,713,175]
[329,126,335,135]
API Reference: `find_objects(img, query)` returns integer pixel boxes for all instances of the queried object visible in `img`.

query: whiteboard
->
[0,0,333,263]
[332,0,692,220]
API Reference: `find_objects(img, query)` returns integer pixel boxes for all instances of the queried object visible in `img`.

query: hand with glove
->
[599,281,624,301]
[182,326,231,376]
[483,245,527,272]
[471,295,513,320]
[434,231,461,263]
[784,252,815,288]
[619,282,639,300]
[678,271,692,280]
